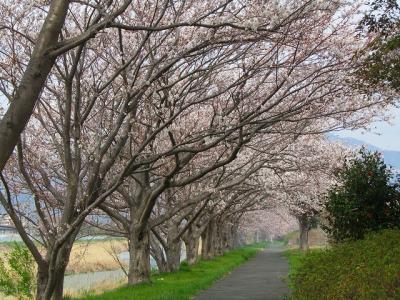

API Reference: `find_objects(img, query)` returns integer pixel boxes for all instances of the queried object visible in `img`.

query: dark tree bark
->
[36,268,48,300]
[162,222,182,272]
[298,215,311,251]
[223,223,235,251]
[214,227,223,256]
[201,219,217,260]
[35,235,75,300]
[52,278,65,300]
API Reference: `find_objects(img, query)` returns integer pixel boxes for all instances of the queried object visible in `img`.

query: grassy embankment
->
[284,229,400,300]
[70,242,266,300]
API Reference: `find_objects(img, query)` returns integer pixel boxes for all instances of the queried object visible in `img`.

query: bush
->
[323,149,400,242]
[289,229,400,300]
[0,242,35,299]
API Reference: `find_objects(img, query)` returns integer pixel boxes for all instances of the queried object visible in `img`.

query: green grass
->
[73,244,264,300]
[284,229,400,300]
[284,249,306,280]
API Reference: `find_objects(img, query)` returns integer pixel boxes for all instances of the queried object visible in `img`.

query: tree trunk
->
[152,252,167,273]
[225,225,235,250]
[184,237,199,265]
[220,223,233,251]
[153,253,167,273]
[233,230,242,248]
[165,239,182,272]
[51,269,66,300]
[260,230,267,242]
[214,221,224,256]
[200,233,207,260]
[128,227,151,285]
[201,224,212,260]
[35,245,71,300]
[36,268,48,300]
[182,224,200,265]
[201,221,215,260]
[0,0,70,172]
[298,215,310,251]
[254,230,260,243]
[150,235,168,273]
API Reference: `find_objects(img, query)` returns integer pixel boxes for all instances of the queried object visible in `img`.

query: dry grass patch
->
[0,243,13,257]
[67,239,128,274]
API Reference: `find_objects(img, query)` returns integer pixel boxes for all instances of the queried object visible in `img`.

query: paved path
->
[196,248,289,300]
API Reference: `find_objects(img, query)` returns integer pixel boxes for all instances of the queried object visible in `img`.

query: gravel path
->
[195,248,289,300]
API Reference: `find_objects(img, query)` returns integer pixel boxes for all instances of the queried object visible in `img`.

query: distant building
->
[0,214,18,238]
[0,213,13,226]
[0,224,18,235]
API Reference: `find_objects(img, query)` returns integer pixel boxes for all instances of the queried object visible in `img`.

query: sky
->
[337,105,400,151]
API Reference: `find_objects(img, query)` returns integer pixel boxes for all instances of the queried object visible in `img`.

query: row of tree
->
[0,1,397,299]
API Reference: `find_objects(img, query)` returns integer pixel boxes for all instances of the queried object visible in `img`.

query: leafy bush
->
[356,0,400,93]
[323,149,400,242]
[0,243,35,299]
[289,229,400,300]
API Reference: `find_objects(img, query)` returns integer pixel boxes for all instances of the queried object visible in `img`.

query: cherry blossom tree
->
[265,136,351,250]
[0,1,394,298]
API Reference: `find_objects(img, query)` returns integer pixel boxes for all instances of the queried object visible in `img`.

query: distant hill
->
[328,134,400,169]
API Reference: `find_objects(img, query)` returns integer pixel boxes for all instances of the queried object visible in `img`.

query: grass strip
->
[283,249,306,281]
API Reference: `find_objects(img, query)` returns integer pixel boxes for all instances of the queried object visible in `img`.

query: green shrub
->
[289,229,400,300]
[323,149,400,242]
[0,243,35,299]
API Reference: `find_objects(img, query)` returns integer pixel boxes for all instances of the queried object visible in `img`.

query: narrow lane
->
[196,248,289,300]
